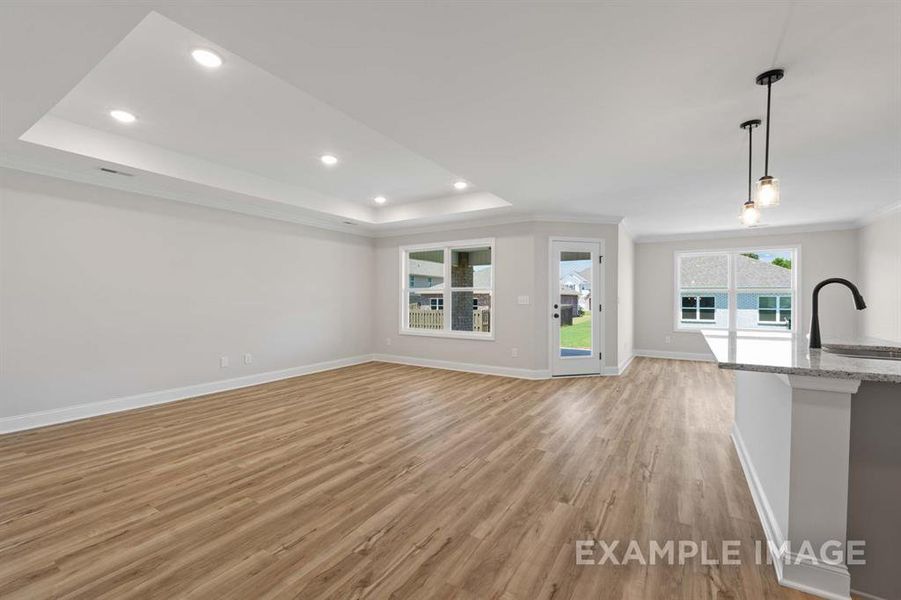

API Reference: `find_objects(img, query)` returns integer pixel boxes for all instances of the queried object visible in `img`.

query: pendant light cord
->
[764,80,772,175]
[748,125,753,201]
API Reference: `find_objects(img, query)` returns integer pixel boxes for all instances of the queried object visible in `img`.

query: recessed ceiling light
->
[373,196,387,205]
[109,109,136,124]
[192,48,223,69]
[320,154,339,166]
[453,180,469,190]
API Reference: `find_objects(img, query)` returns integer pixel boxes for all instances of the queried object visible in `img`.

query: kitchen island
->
[702,330,900,600]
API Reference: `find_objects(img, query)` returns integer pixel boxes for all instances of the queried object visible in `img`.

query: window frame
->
[680,295,716,322]
[673,246,799,334]
[757,294,792,326]
[400,238,495,340]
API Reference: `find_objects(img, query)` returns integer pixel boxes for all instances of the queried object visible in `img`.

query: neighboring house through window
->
[675,248,796,332]
[401,239,494,337]
[681,295,715,321]
[758,295,792,325]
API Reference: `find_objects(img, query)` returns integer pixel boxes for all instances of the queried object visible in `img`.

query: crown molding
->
[634,220,860,244]
[370,211,624,238]
[856,201,901,227]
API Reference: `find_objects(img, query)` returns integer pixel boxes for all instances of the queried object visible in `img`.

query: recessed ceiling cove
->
[19,11,511,227]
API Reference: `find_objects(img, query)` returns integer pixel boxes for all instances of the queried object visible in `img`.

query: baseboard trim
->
[372,354,550,380]
[634,348,714,362]
[600,352,634,376]
[0,354,375,435]
[618,352,635,374]
[849,588,889,600]
[732,423,852,600]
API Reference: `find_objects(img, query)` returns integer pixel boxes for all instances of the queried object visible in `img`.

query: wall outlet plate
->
[220,356,229,368]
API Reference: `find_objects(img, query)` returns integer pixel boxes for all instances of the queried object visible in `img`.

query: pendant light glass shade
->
[740,199,761,226]
[755,175,780,207]
[739,118,762,227]
[755,69,785,210]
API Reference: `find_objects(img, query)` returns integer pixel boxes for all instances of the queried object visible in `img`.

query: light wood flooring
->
[0,358,817,599]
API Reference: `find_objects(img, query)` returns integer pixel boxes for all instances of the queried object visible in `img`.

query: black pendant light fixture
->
[740,119,762,226]
[755,68,785,207]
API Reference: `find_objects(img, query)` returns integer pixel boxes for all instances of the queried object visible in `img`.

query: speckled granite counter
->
[701,330,901,383]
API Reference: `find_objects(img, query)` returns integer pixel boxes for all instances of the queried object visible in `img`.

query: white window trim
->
[673,245,800,334]
[399,238,495,340]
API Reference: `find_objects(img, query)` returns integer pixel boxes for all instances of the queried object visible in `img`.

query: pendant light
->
[755,69,785,207]
[740,119,762,226]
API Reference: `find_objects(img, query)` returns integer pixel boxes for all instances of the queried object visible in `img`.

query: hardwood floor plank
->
[0,359,818,599]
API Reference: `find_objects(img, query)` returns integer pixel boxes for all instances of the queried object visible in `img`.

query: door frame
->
[548,237,605,376]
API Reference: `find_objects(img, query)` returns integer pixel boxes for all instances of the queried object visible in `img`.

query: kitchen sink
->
[822,345,901,361]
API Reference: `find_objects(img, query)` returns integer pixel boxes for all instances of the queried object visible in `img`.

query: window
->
[681,296,716,321]
[758,295,791,325]
[676,248,797,332]
[401,239,494,338]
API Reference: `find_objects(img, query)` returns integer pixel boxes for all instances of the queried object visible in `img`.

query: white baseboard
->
[372,353,550,380]
[634,348,714,362]
[732,423,852,600]
[618,352,635,374]
[850,589,889,600]
[0,354,375,435]
[600,352,634,376]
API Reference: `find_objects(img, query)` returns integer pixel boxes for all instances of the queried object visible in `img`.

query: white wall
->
[634,229,860,357]
[373,221,622,374]
[0,170,374,421]
[617,223,635,368]
[857,206,901,343]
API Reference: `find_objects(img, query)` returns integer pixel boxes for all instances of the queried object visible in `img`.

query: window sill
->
[399,329,495,341]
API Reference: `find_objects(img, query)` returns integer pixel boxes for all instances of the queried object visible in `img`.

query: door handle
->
[553,313,559,319]
[553,303,559,309]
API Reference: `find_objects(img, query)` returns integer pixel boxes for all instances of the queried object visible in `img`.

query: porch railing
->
[408,307,491,332]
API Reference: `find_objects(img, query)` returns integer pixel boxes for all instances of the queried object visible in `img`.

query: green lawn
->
[560,314,592,349]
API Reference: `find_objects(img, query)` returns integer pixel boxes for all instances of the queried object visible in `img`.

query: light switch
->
[517,295,530,305]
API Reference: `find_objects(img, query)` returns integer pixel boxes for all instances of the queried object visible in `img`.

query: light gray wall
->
[617,223,635,366]
[634,229,860,356]
[373,221,622,373]
[857,207,901,343]
[0,170,374,419]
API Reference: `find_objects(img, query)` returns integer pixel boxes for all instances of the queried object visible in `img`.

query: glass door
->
[550,240,602,376]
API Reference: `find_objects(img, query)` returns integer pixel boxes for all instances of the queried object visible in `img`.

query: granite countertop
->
[700,330,901,383]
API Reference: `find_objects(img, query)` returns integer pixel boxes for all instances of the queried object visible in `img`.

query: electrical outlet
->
[386,337,392,346]
[244,353,253,365]
[220,356,229,368]
[665,335,672,344]
[511,347,519,358]
[517,295,530,305]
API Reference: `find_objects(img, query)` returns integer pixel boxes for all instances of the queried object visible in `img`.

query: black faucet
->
[809,278,867,349]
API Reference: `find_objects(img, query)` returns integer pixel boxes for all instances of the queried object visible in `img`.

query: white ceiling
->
[1,2,899,238]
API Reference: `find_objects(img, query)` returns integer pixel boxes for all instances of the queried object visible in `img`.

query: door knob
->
[553,303,559,309]
[553,313,559,319]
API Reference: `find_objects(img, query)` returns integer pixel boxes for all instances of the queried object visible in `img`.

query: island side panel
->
[733,369,792,544]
